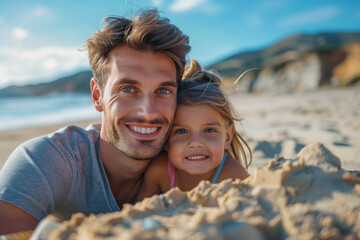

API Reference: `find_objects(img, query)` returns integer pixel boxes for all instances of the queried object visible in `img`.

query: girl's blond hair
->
[179,59,252,170]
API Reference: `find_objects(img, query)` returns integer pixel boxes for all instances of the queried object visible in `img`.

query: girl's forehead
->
[175,103,226,124]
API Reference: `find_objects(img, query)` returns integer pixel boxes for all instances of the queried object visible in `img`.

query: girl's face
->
[167,104,233,175]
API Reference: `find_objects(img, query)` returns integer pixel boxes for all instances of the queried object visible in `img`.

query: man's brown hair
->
[85,8,190,89]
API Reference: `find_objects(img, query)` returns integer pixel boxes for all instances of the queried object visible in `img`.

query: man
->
[0,8,190,234]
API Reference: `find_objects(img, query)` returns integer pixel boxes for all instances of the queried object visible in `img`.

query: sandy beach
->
[230,85,360,173]
[1,85,360,239]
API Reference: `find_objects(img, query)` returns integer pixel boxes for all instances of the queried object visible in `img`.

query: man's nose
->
[137,93,160,120]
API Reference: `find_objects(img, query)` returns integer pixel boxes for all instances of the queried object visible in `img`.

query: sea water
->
[0,93,101,131]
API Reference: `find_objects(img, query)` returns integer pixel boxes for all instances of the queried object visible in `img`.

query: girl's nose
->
[188,133,203,148]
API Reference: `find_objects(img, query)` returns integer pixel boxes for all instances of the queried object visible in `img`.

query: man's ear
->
[91,78,103,112]
[225,123,235,150]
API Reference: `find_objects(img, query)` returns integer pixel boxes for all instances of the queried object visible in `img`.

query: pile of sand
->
[44,143,360,240]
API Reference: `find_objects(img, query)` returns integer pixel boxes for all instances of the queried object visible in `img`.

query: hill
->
[1,31,360,97]
[208,32,360,91]
[0,71,92,97]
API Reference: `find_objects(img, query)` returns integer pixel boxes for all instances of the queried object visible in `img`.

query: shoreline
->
[0,118,101,169]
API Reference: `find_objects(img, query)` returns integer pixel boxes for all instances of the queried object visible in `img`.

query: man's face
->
[93,45,177,160]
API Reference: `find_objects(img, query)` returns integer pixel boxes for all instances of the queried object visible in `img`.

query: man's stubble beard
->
[106,116,172,161]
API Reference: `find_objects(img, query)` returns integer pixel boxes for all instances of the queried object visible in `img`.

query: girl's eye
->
[175,129,188,134]
[158,88,171,94]
[204,128,216,133]
[121,87,135,93]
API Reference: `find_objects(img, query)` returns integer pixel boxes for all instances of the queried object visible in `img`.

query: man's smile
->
[126,124,162,139]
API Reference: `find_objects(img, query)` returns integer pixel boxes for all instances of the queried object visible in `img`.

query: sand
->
[230,85,360,173]
[33,143,360,240]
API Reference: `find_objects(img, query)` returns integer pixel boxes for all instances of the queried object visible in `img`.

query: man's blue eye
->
[121,87,134,93]
[176,129,188,134]
[158,89,170,94]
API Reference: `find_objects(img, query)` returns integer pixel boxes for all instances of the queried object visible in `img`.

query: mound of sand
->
[36,143,360,240]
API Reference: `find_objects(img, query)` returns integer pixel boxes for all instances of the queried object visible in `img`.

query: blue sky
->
[0,0,359,89]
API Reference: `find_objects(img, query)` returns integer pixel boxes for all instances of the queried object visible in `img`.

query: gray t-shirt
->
[0,124,120,221]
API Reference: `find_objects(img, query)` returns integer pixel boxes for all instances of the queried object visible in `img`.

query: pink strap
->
[167,160,176,189]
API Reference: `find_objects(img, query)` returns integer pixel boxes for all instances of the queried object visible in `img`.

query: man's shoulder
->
[16,123,101,161]
[48,123,101,144]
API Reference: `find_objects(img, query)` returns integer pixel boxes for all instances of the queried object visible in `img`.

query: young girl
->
[136,59,252,200]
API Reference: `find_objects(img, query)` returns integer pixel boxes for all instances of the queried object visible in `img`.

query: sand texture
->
[230,85,360,173]
[46,143,360,240]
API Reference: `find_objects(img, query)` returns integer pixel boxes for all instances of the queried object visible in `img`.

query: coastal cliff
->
[231,43,360,92]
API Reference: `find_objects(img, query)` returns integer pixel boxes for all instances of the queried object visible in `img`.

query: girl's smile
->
[185,154,209,161]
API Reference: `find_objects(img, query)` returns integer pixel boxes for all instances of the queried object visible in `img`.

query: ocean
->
[0,93,101,131]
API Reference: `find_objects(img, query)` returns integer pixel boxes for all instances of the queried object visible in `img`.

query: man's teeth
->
[187,156,206,160]
[131,126,158,134]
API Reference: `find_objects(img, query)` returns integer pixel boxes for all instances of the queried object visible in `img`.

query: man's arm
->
[0,200,38,235]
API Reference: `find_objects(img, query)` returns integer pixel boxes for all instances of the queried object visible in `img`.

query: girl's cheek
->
[169,137,187,149]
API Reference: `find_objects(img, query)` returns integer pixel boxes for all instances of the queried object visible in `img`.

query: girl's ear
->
[224,123,235,150]
[91,78,103,112]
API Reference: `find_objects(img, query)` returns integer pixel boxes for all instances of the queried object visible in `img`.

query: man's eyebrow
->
[117,78,138,85]
[159,81,177,88]
[116,79,177,88]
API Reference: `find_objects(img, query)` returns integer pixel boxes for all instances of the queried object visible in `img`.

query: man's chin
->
[110,124,169,160]
[125,150,161,161]
[119,141,165,160]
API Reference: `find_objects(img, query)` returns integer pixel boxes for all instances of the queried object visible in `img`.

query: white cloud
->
[27,6,55,20]
[278,6,341,27]
[12,28,28,39]
[43,58,58,70]
[170,0,207,12]
[0,46,89,88]
[152,0,162,7]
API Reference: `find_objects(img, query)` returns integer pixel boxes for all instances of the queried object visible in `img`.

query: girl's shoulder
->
[144,151,171,192]
[135,152,170,202]
[146,151,168,174]
[218,155,249,182]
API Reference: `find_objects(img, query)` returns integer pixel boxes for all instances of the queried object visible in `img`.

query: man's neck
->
[98,137,150,206]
